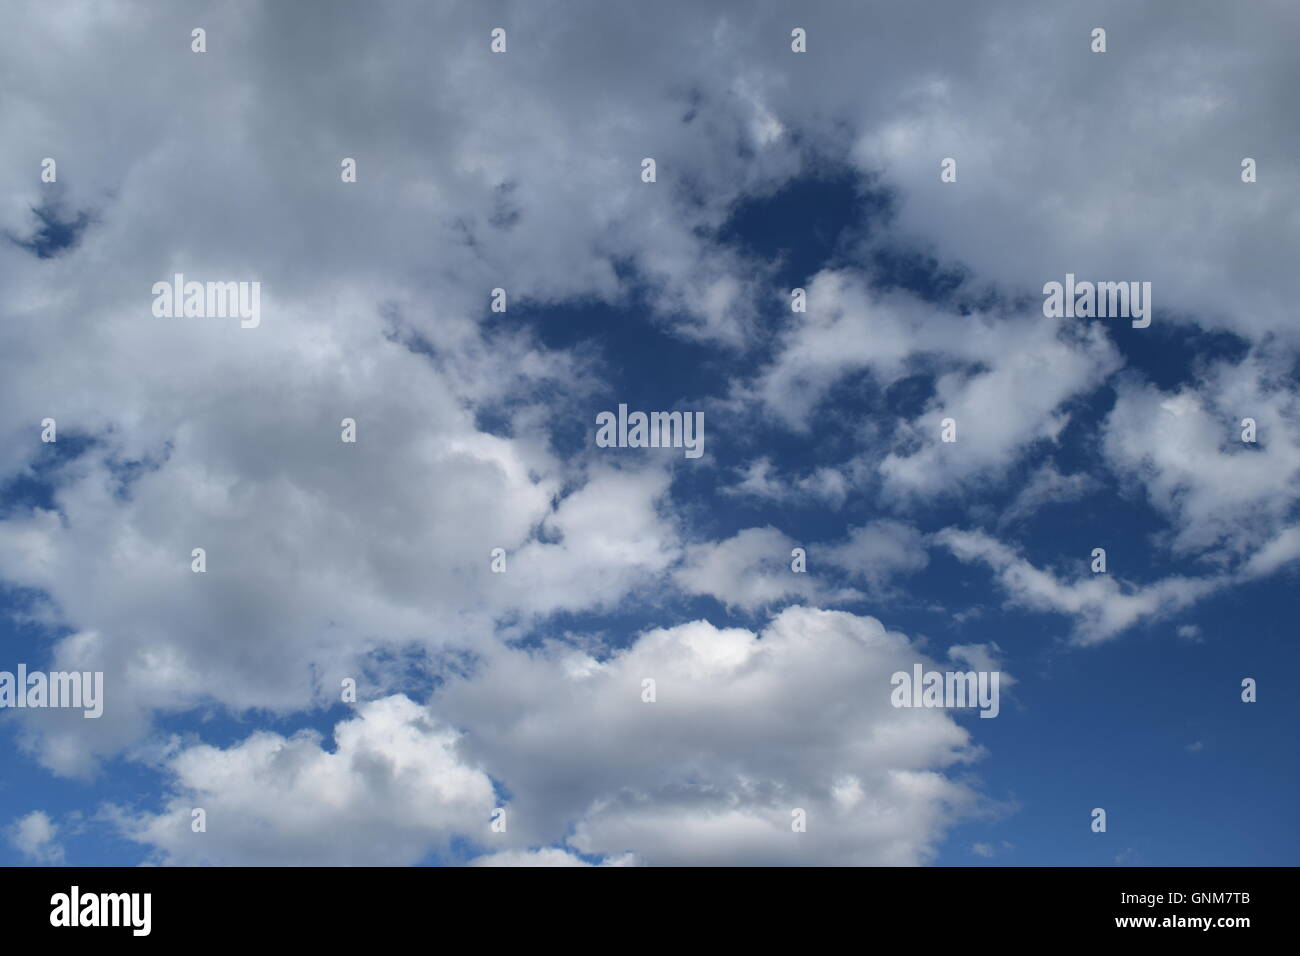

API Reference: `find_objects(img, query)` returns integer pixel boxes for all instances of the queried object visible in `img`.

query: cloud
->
[820,520,930,595]
[103,609,989,866]
[722,457,852,511]
[507,463,682,616]
[1101,352,1300,560]
[947,643,1016,690]
[997,462,1096,530]
[672,526,857,613]
[673,520,929,612]
[110,696,496,866]
[1242,526,1300,579]
[845,1,1300,346]
[877,321,1119,500]
[736,271,1121,501]
[6,810,65,864]
[935,528,1224,645]
[468,848,638,867]
[436,607,986,865]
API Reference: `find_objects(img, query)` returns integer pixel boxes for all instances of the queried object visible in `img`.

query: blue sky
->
[0,0,1297,866]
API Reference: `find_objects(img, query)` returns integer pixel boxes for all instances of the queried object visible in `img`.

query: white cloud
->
[437,607,986,865]
[672,520,929,612]
[111,696,496,866]
[997,462,1096,530]
[948,643,1016,690]
[845,3,1300,346]
[935,528,1224,645]
[738,271,1121,499]
[508,464,682,616]
[1101,352,1300,559]
[673,526,856,613]
[821,520,930,594]
[1242,526,1300,579]
[7,810,65,864]
[723,457,852,510]
[970,839,1012,858]
[468,848,638,867]
[103,609,990,866]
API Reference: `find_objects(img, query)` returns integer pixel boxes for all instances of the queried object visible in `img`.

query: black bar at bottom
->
[0,865,1288,941]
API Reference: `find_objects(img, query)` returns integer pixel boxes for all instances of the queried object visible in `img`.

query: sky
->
[0,0,1296,867]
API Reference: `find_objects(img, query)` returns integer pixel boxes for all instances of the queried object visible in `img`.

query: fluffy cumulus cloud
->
[7,810,65,864]
[107,610,983,866]
[436,607,984,865]
[0,0,1295,865]
[111,696,497,866]
[821,520,930,593]
[843,1,1300,345]
[737,270,1122,499]
[1101,351,1300,559]
[672,526,853,612]
[672,519,929,612]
